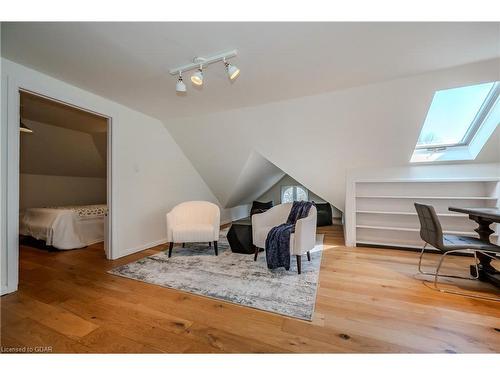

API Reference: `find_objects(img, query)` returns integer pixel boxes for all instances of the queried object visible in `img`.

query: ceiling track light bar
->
[169,49,238,75]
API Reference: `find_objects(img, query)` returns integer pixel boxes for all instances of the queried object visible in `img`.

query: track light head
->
[176,72,186,92]
[191,66,204,86]
[225,61,240,81]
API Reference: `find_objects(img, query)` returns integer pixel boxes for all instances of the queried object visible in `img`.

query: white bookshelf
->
[356,210,466,217]
[351,178,500,249]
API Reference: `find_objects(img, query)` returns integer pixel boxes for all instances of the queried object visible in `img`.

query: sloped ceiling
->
[20,120,107,177]
[3,23,499,211]
[225,151,285,208]
[165,59,500,212]
[20,92,107,177]
[21,91,108,133]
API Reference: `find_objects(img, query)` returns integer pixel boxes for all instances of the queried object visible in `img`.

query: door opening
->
[18,89,112,258]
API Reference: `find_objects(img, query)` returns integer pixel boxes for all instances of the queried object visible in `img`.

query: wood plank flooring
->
[1,225,499,353]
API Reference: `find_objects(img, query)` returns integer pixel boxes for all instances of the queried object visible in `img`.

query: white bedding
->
[20,204,107,250]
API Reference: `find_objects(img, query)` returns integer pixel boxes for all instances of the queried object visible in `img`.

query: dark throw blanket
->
[265,201,313,270]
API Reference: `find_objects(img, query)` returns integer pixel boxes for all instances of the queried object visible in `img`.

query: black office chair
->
[414,203,500,302]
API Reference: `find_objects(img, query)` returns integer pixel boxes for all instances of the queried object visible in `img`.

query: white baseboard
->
[115,238,167,259]
[1,283,18,296]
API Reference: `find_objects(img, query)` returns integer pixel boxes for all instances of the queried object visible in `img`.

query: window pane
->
[417,82,495,147]
[282,187,294,203]
[296,187,308,201]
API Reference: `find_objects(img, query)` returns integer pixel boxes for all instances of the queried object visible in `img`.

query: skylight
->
[411,81,500,163]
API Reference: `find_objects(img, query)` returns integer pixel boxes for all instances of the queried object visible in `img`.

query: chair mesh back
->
[414,203,444,249]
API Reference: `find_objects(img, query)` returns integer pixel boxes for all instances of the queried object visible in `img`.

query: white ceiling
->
[2,22,499,119]
[4,23,499,210]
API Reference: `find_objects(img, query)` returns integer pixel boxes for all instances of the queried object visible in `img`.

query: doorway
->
[18,90,111,258]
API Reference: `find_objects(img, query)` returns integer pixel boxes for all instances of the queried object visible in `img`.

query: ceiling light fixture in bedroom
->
[19,104,33,134]
[169,50,239,93]
[20,120,33,134]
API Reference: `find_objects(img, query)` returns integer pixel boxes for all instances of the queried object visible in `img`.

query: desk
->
[448,207,500,288]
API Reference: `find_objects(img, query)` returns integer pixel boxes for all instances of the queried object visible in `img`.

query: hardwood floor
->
[1,225,499,353]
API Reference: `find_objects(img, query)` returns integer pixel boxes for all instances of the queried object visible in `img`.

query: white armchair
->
[166,201,220,257]
[252,202,317,274]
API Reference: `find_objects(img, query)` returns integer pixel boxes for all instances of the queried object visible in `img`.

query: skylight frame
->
[414,82,500,151]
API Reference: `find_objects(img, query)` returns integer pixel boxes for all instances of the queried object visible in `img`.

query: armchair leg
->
[296,255,302,274]
[214,241,218,256]
[182,243,185,248]
[208,242,212,248]
[307,251,311,262]
[254,246,259,261]
[168,242,173,258]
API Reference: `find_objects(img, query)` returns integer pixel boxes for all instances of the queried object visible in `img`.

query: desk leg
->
[469,215,499,288]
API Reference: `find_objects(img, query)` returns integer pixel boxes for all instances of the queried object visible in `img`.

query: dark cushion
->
[314,202,333,226]
[250,201,273,216]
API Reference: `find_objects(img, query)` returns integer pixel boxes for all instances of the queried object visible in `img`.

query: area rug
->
[108,232,324,321]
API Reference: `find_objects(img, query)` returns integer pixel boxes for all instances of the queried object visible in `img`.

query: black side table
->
[227,217,254,254]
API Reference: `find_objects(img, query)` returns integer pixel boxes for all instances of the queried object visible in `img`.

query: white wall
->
[165,59,500,215]
[346,162,500,182]
[1,58,226,295]
[257,174,343,218]
[0,26,6,292]
[19,174,106,209]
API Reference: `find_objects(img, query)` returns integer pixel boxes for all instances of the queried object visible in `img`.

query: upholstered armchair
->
[166,201,220,257]
[252,203,317,274]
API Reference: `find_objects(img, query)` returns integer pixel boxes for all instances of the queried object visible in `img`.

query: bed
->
[19,204,107,250]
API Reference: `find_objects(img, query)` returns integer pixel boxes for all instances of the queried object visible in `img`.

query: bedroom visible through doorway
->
[18,90,110,256]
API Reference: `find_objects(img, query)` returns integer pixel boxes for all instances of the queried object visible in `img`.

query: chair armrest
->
[292,213,317,255]
[212,208,221,240]
[251,212,267,244]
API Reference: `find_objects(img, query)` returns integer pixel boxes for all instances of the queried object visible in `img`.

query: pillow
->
[250,201,273,216]
[313,202,333,226]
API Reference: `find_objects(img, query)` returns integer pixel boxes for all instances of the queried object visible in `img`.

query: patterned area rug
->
[109,232,324,321]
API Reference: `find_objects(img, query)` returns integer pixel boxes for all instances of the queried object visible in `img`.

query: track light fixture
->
[169,50,240,94]
[176,71,186,92]
[190,65,204,86]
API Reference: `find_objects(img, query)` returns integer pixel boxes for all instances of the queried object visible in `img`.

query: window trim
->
[415,82,500,151]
